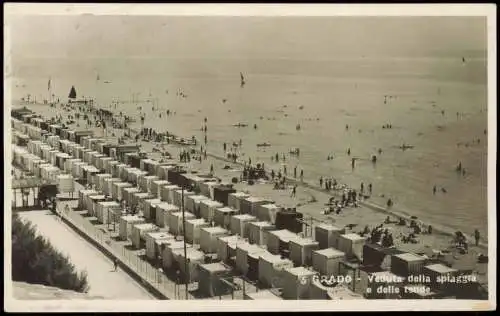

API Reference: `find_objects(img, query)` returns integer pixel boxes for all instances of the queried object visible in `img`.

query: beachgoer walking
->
[474,229,480,246]
[113,258,118,272]
[291,185,297,198]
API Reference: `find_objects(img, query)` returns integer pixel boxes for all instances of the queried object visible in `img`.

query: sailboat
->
[240,72,246,88]
[69,86,77,99]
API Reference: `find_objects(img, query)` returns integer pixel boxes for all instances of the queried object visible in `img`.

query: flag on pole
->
[48,77,51,91]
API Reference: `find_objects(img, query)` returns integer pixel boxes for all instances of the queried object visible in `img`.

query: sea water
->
[8,56,488,237]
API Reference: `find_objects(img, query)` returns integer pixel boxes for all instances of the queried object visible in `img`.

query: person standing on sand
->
[113,258,118,272]
[347,148,351,156]
[291,185,297,198]
[294,167,297,179]
[300,169,303,182]
[474,229,480,246]
[319,177,323,188]
[387,198,393,208]
[284,165,287,176]
[433,185,437,195]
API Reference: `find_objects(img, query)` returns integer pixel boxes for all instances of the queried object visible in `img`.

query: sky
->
[7,15,487,60]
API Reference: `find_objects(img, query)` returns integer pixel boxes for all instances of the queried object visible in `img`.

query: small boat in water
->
[398,144,415,151]
[257,142,271,147]
[290,147,300,155]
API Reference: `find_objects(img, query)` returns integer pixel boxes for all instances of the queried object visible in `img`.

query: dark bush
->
[11,213,89,293]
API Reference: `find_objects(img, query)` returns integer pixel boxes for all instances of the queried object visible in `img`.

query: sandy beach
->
[16,101,489,291]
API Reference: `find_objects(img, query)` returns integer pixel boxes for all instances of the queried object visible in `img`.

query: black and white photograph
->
[4,3,496,312]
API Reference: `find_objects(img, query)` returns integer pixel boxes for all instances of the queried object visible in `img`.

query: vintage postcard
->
[3,3,496,312]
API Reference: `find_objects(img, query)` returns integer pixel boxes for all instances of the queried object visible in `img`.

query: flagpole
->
[181,186,189,299]
[48,77,52,104]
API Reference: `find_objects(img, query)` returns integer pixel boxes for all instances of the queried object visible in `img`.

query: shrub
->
[11,212,89,293]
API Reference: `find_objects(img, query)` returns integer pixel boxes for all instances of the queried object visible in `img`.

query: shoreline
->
[182,142,489,250]
[11,101,490,293]
[15,101,488,249]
